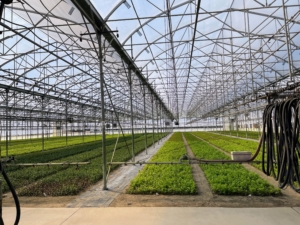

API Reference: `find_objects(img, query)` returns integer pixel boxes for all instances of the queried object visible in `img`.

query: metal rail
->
[4,162,90,167]
[108,160,262,165]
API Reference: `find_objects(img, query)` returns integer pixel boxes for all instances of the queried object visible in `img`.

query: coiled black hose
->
[0,161,20,225]
[262,98,300,192]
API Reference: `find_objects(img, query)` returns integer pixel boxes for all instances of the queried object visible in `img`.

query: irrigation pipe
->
[108,160,262,165]
[4,162,90,167]
[108,132,265,166]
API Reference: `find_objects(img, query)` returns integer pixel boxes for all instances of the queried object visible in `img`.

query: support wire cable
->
[106,129,121,180]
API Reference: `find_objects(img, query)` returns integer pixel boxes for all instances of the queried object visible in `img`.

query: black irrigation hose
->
[0,162,20,225]
[262,98,300,193]
[0,0,21,222]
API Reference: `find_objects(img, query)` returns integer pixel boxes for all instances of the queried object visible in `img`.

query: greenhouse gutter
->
[70,0,174,120]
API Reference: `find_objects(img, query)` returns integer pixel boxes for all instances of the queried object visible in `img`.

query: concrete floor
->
[67,135,171,207]
[3,135,300,224]
[2,207,300,225]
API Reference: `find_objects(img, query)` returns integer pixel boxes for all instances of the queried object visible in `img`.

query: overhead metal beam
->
[181,0,202,114]
[70,0,174,120]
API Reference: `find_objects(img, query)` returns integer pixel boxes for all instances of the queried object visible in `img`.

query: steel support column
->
[82,105,84,143]
[143,85,147,154]
[5,89,9,158]
[98,33,108,190]
[159,103,162,139]
[129,65,135,162]
[151,95,154,146]
[65,100,68,147]
[282,0,293,80]
[42,96,45,151]
[156,100,159,142]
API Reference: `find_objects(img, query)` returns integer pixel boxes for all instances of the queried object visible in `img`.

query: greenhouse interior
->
[1,0,300,224]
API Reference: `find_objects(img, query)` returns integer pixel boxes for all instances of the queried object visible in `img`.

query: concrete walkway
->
[2,207,300,225]
[67,135,171,207]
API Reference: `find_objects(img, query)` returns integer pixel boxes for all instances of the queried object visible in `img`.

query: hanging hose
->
[262,98,300,192]
[0,160,21,225]
[1,1,24,222]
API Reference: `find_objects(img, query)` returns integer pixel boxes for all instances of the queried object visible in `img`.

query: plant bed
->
[0,134,106,156]
[184,133,280,196]
[14,133,166,196]
[126,133,197,195]
[215,130,260,140]
[192,132,262,170]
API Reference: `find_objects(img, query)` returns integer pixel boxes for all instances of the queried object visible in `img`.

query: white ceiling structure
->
[0,0,300,123]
